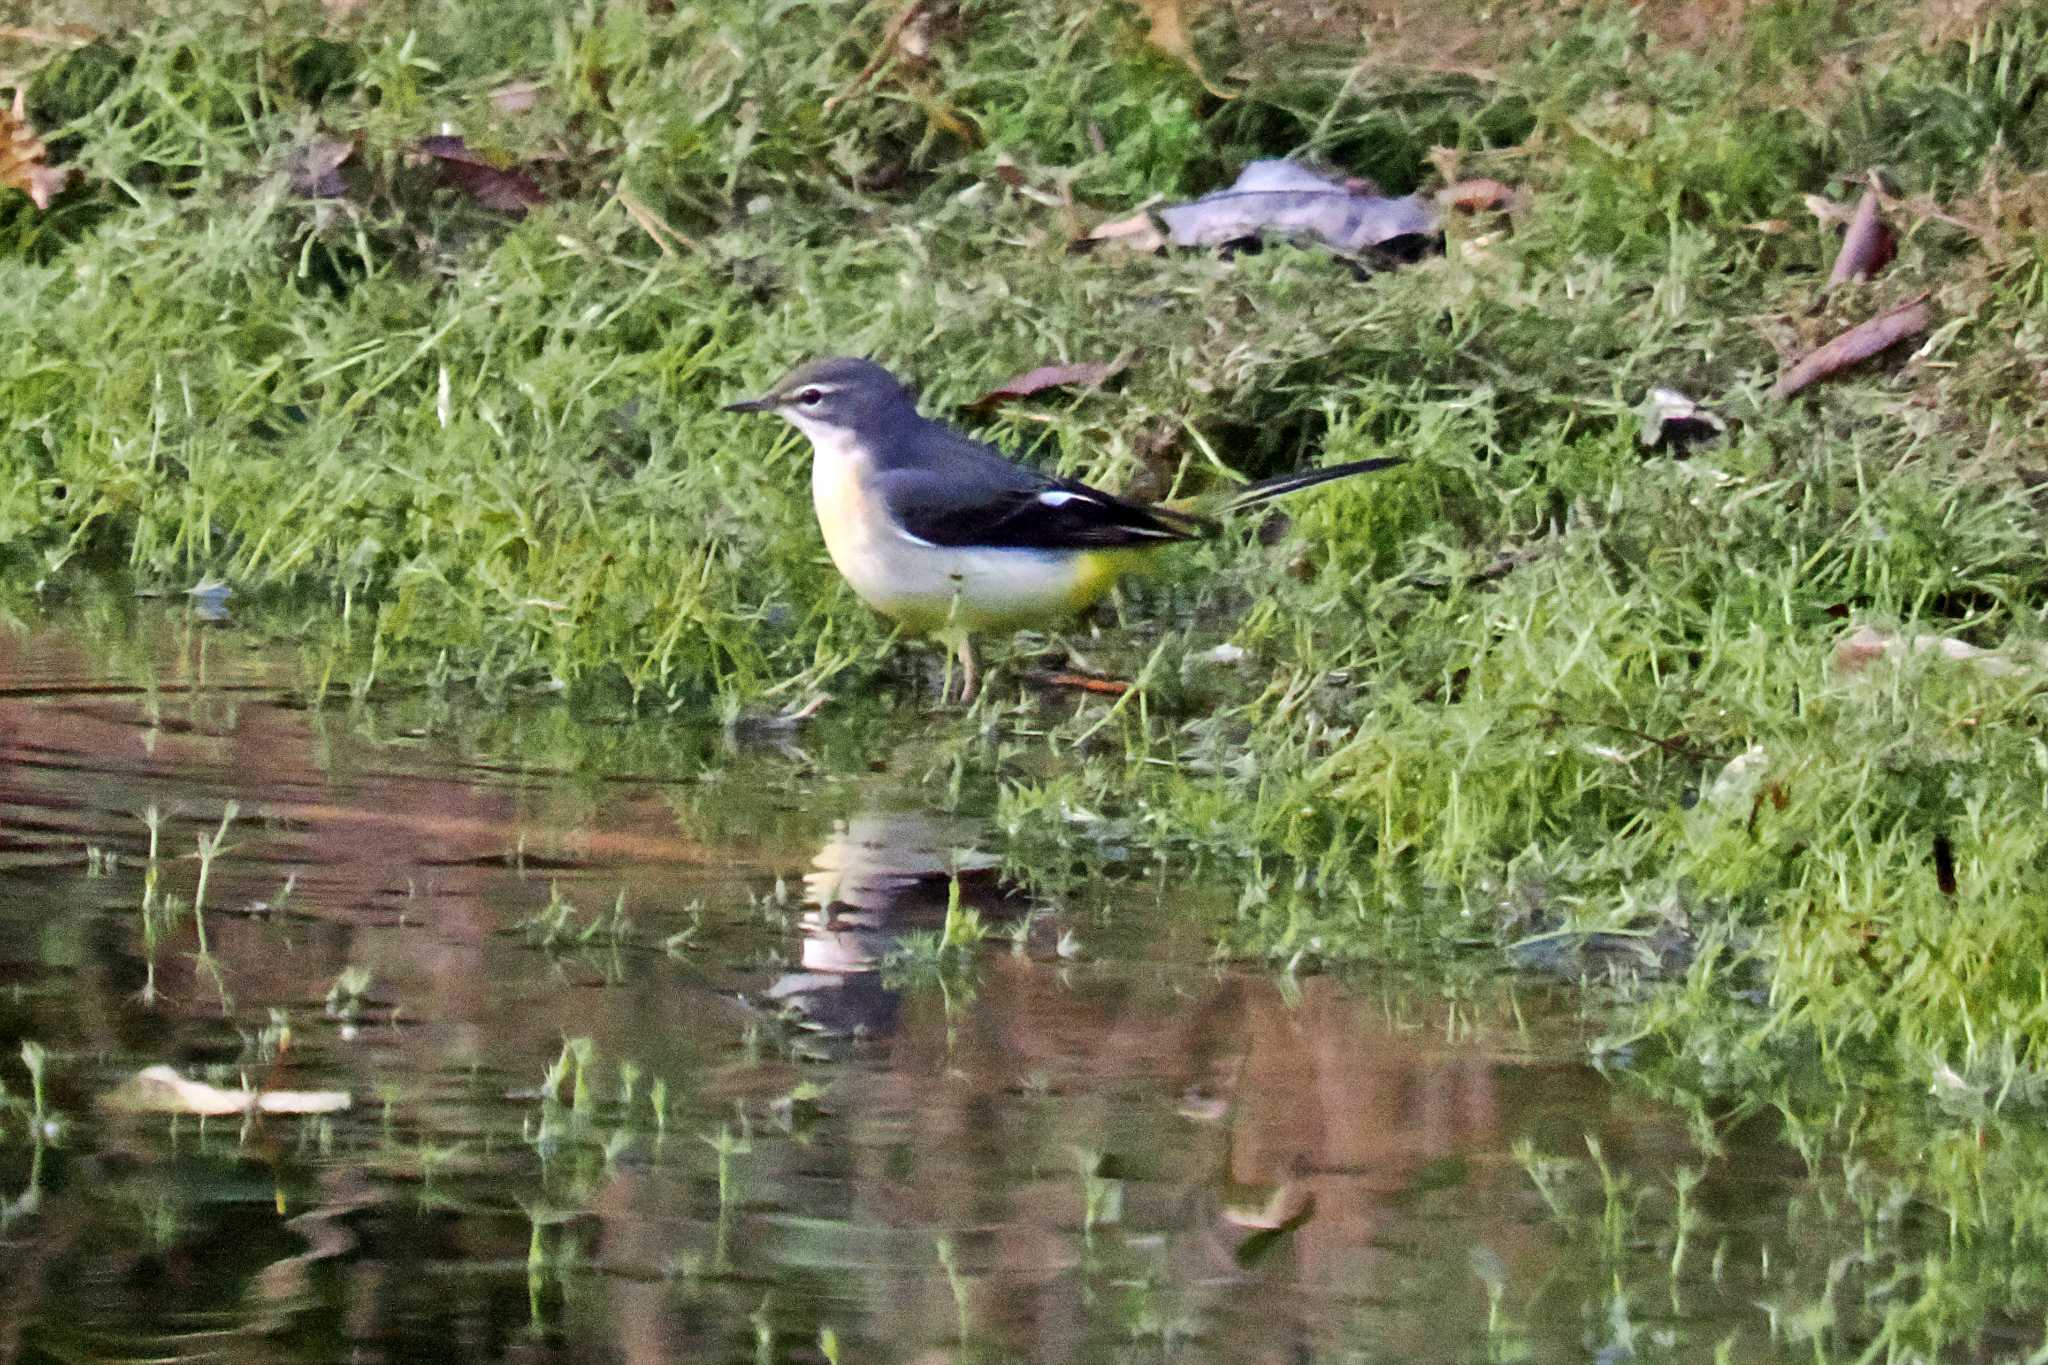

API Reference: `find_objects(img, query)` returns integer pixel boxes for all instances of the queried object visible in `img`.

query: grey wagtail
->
[725,357,1400,700]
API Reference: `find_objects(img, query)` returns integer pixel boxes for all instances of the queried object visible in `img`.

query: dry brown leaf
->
[1833,624,2048,679]
[969,355,1130,409]
[0,88,73,210]
[1825,188,1895,287]
[286,136,354,198]
[418,134,545,217]
[1158,160,1438,255]
[1639,387,1727,451]
[490,79,543,116]
[1770,294,1932,399]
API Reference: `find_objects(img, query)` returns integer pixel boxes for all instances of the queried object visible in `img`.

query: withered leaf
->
[1825,187,1895,287]
[1770,293,1931,399]
[1158,159,1439,257]
[0,88,73,210]
[1639,387,1727,452]
[490,79,543,116]
[418,134,545,217]
[286,136,354,199]
[1832,623,2048,679]
[969,355,1130,409]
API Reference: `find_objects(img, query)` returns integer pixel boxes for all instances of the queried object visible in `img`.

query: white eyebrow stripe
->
[1037,490,1092,507]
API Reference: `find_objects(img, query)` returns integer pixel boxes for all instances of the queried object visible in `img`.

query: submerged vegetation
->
[4,0,2048,1355]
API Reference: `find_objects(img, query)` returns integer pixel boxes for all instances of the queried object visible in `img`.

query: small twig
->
[1514,704,1732,765]
[0,24,97,46]
[1024,670,1132,696]
[824,0,926,113]
[614,185,697,257]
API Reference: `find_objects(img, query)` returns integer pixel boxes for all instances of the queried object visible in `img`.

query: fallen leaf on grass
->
[968,356,1129,409]
[1638,387,1727,451]
[418,135,545,217]
[1157,159,1439,257]
[1825,187,1895,287]
[489,79,543,116]
[1770,293,1931,399]
[102,1064,351,1117]
[285,136,354,198]
[0,88,73,209]
[1705,744,1770,813]
[1832,623,2048,679]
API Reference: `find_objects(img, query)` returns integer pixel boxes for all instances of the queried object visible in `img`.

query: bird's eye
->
[797,388,825,406]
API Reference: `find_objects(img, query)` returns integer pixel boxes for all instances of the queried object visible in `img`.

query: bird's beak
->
[722,395,777,414]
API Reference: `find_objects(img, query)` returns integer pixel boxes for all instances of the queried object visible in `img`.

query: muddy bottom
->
[0,603,1859,1363]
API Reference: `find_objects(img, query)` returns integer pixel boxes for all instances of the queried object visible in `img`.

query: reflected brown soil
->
[0,604,1837,1364]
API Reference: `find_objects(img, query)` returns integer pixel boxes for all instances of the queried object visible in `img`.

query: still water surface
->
[0,604,1860,1363]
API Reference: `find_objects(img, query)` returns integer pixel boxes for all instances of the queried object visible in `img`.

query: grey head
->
[723,357,920,442]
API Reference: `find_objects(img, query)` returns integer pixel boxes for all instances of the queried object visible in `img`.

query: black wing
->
[876,466,1210,550]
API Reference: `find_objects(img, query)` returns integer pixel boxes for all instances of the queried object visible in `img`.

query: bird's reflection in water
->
[766,805,1027,1037]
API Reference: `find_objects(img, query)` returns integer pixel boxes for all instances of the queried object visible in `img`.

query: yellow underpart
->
[1063,548,1135,611]
[807,436,1156,633]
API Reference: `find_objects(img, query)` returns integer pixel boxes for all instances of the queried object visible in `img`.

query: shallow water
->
[0,602,1876,1363]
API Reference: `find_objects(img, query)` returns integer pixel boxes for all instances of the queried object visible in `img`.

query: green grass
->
[5,0,2048,1354]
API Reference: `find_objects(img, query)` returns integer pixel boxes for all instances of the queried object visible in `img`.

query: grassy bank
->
[5,0,2048,1351]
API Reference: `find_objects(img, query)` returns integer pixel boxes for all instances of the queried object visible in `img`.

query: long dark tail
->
[1224,456,1404,513]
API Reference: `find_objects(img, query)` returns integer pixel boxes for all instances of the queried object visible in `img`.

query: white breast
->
[799,424,1094,633]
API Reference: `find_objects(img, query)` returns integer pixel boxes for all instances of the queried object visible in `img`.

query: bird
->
[724,357,1401,701]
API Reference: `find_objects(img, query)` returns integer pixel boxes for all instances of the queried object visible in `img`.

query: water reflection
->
[768,805,1023,1037]
[0,601,1867,1364]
